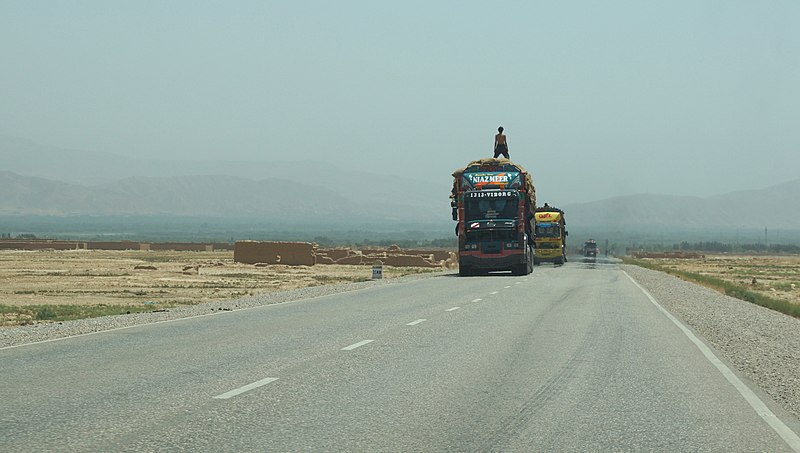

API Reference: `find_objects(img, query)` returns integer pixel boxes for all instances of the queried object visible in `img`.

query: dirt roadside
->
[633,254,800,307]
[0,249,440,326]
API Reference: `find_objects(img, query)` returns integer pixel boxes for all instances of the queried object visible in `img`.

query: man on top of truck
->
[493,126,509,159]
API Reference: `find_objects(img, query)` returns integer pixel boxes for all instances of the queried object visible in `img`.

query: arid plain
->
[634,254,800,307]
[0,249,441,326]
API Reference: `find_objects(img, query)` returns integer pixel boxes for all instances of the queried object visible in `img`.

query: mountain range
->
[564,179,800,231]
[0,135,447,225]
[2,135,799,232]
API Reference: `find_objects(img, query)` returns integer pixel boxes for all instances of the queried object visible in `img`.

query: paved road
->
[2,260,799,451]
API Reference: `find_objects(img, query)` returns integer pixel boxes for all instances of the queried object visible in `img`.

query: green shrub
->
[36,306,57,320]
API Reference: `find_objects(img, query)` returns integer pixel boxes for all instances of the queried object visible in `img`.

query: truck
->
[451,158,535,276]
[582,239,598,258]
[532,205,567,265]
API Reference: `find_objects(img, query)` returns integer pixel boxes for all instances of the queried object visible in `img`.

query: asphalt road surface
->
[2,258,799,452]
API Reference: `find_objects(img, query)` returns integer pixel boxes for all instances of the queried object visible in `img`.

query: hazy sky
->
[2,1,798,204]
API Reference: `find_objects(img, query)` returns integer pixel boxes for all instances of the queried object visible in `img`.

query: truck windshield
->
[535,224,561,238]
[465,194,519,221]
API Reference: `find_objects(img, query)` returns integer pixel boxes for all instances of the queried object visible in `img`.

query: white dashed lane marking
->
[489,291,499,295]
[446,307,460,312]
[406,319,427,326]
[472,298,482,303]
[213,377,278,400]
[341,340,374,351]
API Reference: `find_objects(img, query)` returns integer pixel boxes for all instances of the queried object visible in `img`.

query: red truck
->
[451,158,536,276]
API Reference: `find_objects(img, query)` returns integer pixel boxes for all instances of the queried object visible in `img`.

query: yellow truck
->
[533,205,567,265]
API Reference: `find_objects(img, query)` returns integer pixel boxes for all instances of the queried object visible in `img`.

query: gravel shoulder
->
[623,264,800,422]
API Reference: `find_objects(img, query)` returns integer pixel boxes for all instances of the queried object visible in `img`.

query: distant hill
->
[3,135,799,233]
[0,135,449,202]
[0,171,447,224]
[0,135,448,224]
[564,178,800,230]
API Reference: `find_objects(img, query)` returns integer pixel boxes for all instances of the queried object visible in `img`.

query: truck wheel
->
[512,263,527,276]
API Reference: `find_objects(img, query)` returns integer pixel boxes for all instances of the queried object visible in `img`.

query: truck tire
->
[513,260,532,276]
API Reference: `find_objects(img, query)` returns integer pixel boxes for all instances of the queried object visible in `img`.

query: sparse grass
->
[215,273,273,279]
[69,272,132,277]
[772,282,799,291]
[395,269,441,277]
[0,303,175,326]
[622,257,800,318]
[311,275,371,283]
[0,250,441,326]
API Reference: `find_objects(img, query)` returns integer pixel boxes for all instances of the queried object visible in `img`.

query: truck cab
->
[452,159,535,276]
[582,239,598,258]
[533,206,567,265]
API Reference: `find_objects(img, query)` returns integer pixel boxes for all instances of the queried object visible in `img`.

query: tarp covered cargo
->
[533,211,563,223]
[451,157,536,208]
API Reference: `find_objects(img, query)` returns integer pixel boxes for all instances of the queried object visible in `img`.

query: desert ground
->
[0,249,441,326]
[637,254,800,307]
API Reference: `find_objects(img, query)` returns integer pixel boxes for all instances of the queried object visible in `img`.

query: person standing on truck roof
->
[493,126,509,159]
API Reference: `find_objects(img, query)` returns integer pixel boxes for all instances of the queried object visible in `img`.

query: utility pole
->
[765,227,768,248]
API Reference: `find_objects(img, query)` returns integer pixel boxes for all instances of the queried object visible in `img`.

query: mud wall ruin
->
[0,240,234,252]
[0,239,455,269]
[0,240,85,250]
[234,241,316,266]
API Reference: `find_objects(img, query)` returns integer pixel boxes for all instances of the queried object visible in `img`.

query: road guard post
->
[372,261,383,280]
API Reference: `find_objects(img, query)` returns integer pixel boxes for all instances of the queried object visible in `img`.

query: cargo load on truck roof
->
[534,204,565,223]
[451,158,536,208]
[534,210,563,223]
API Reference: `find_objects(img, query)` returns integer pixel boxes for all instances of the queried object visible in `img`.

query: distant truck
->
[533,205,567,265]
[582,239,598,258]
[451,158,536,276]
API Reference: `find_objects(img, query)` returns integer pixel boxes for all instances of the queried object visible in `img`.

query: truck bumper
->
[535,251,562,261]
[459,250,525,271]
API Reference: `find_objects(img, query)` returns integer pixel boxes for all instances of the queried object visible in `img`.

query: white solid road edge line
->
[213,377,279,400]
[623,271,800,452]
[341,339,374,351]
[406,319,427,326]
